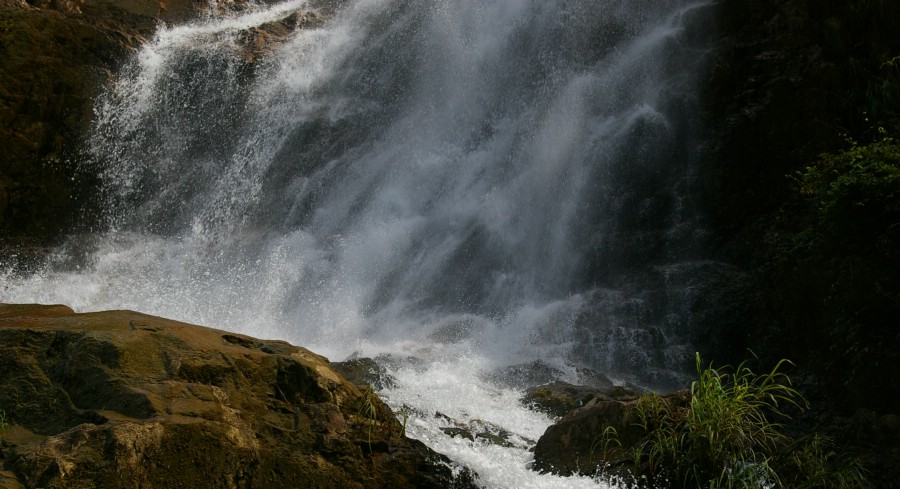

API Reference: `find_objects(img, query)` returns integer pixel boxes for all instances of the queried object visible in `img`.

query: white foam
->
[1,1,713,486]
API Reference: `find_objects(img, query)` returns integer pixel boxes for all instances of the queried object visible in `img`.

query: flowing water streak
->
[2,1,713,486]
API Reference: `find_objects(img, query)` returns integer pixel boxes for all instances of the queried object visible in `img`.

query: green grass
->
[600,354,865,488]
[355,386,379,451]
[778,434,867,489]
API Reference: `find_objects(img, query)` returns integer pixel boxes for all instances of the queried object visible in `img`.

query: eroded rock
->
[0,303,477,488]
[486,360,565,389]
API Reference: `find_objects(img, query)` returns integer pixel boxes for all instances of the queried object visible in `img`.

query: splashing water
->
[2,0,715,486]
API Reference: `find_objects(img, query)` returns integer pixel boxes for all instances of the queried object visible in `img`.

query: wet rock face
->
[0,0,322,250]
[531,389,690,477]
[0,0,188,246]
[522,381,640,419]
[1,4,116,245]
[0,303,476,489]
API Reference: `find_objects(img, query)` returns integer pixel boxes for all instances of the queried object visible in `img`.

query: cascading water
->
[2,0,717,486]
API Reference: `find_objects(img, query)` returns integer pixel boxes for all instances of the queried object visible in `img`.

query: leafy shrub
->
[798,131,900,247]
[784,132,900,404]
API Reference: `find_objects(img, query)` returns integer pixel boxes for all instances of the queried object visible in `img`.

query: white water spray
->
[2,1,714,486]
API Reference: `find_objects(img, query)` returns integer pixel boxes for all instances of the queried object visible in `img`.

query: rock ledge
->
[0,303,475,488]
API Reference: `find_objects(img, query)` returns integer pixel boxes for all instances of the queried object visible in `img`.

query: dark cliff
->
[697,2,900,485]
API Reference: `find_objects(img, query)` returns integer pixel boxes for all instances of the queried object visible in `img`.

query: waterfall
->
[2,0,716,486]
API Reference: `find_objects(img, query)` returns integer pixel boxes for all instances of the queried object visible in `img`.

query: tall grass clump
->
[602,354,865,488]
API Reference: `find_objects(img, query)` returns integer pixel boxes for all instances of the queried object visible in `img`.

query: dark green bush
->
[785,133,900,405]
[798,132,900,247]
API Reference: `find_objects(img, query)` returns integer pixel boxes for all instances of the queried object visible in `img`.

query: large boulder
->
[531,389,690,477]
[522,381,640,419]
[0,303,475,488]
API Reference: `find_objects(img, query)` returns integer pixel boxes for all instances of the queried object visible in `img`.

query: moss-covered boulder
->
[0,303,475,488]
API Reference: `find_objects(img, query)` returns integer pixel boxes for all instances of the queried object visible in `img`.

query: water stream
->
[2,1,715,486]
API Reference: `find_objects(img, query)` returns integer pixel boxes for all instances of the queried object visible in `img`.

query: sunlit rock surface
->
[0,303,475,488]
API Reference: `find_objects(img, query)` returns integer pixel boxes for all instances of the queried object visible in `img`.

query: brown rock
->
[531,389,690,476]
[0,0,222,246]
[522,381,641,419]
[0,2,148,244]
[0,0,334,249]
[0,303,476,488]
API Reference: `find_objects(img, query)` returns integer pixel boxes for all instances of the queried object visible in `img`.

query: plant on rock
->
[355,386,379,449]
[797,130,900,248]
[598,355,865,488]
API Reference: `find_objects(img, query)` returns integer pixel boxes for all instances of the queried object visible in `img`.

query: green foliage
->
[781,133,900,399]
[601,355,865,488]
[798,131,900,246]
[777,434,867,489]
[355,386,379,451]
[590,425,622,464]
[399,411,408,438]
[626,355,799,488]
[813,0,900,131]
